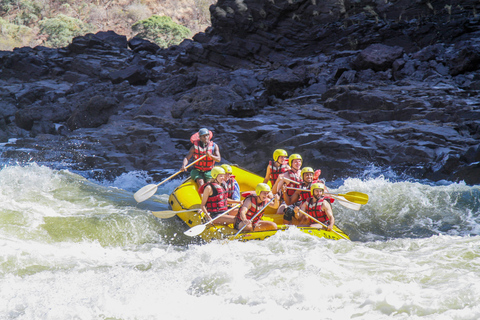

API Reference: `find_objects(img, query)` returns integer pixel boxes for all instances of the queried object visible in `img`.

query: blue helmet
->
[198,128,209,136]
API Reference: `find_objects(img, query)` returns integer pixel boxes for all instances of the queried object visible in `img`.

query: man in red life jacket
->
[295,182,335,231]
[282,166,315,225]
[199,166,236,226]
[263,149,289,186]
[181,128,221,188]
[234,183,280,232]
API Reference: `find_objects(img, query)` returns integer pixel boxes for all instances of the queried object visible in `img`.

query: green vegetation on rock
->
[39,14,91,48]
[132,15,191,48]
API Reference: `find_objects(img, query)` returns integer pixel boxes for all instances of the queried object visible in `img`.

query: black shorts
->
[210,211,226,219]
[283,206,295,222]
[234,216,256,231]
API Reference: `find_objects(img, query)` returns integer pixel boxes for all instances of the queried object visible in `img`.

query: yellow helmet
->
[256,183,271,195]
[288,153,302,167]
[211,166,225,179]
[220,164,233,174]
[273,149,288,162]
[301,167,314,178]
[310,182,325,195]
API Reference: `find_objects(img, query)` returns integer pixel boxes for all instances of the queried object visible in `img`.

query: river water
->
[1,164,479,319]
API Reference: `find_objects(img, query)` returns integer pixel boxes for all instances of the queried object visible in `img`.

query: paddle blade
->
[134,184,158,202]
[342,192,369,205]
[152,210,178,219]
[152,206,201,219]
[184,224,207,237]
[332,196,361,211]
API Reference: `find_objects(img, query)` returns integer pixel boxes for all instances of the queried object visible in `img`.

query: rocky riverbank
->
[1,0,479,184]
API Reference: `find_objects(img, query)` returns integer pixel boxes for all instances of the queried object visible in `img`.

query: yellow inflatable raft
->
[167,165,350,242]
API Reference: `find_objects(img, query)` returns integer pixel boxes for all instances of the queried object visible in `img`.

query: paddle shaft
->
[286,187,361,210]
[298,209,349,241]
[203,204,240,225]
[184,204,240,236]
[233,197,274,237]
[158,155,206,187]
[152,208,197,219]
[283,177,301,185]
[326,191,368,204]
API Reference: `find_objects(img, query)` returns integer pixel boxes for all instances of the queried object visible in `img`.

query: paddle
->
[298,209,350,241]
[232,197,275,238]
[152,208,198,219]
[184,204,240,237]
[283,177,301,185]
[286,187,361,211]
[326,191,369,205]
[329,195,361,211]
[134,155,206,203]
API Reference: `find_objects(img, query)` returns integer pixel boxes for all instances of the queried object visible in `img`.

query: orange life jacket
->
[193,140,216,171]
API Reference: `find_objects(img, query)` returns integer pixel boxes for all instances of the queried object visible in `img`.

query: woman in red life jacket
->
[272,153,302,195]
[295,182,335,231]
[181,128,221,189]
[234,183,280,232]
[263,149,289,186]
[221,164,241,202]
[282,167,315,225]
[199,167,236,226]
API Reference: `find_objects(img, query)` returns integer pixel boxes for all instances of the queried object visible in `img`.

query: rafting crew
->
[181,128,221,188]
[263,149,290,186]
[294,182,335,231]
[198,166,238,225]
[234,183,280,232]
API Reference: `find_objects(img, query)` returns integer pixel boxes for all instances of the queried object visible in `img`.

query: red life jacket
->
[223,176,236,199]
[193,140,216,171]
[268,160,289,185]
[205,182,228,214]
[285,169,302,196]
[305,196,329,223]
[237,195,268,224]
[298,182,311,202]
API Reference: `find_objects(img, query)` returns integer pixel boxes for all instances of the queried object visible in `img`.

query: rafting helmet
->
[256,183,271,195]
[301,167,314,178]
[273,149,288,162]
[220,164,233,174]
[211,166,225,179]
[288,153,303,167]
[310,182,325,196]
[198,128,209,136]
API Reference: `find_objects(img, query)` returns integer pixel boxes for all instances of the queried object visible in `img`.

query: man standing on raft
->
[181,128,221,188]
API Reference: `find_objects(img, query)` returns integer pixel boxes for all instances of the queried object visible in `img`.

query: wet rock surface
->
[1,0,479,184]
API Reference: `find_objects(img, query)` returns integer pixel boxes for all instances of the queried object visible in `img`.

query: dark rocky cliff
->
[0,0,479,184]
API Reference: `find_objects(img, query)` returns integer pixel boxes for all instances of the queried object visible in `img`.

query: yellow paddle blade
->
[339,192,369,205]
